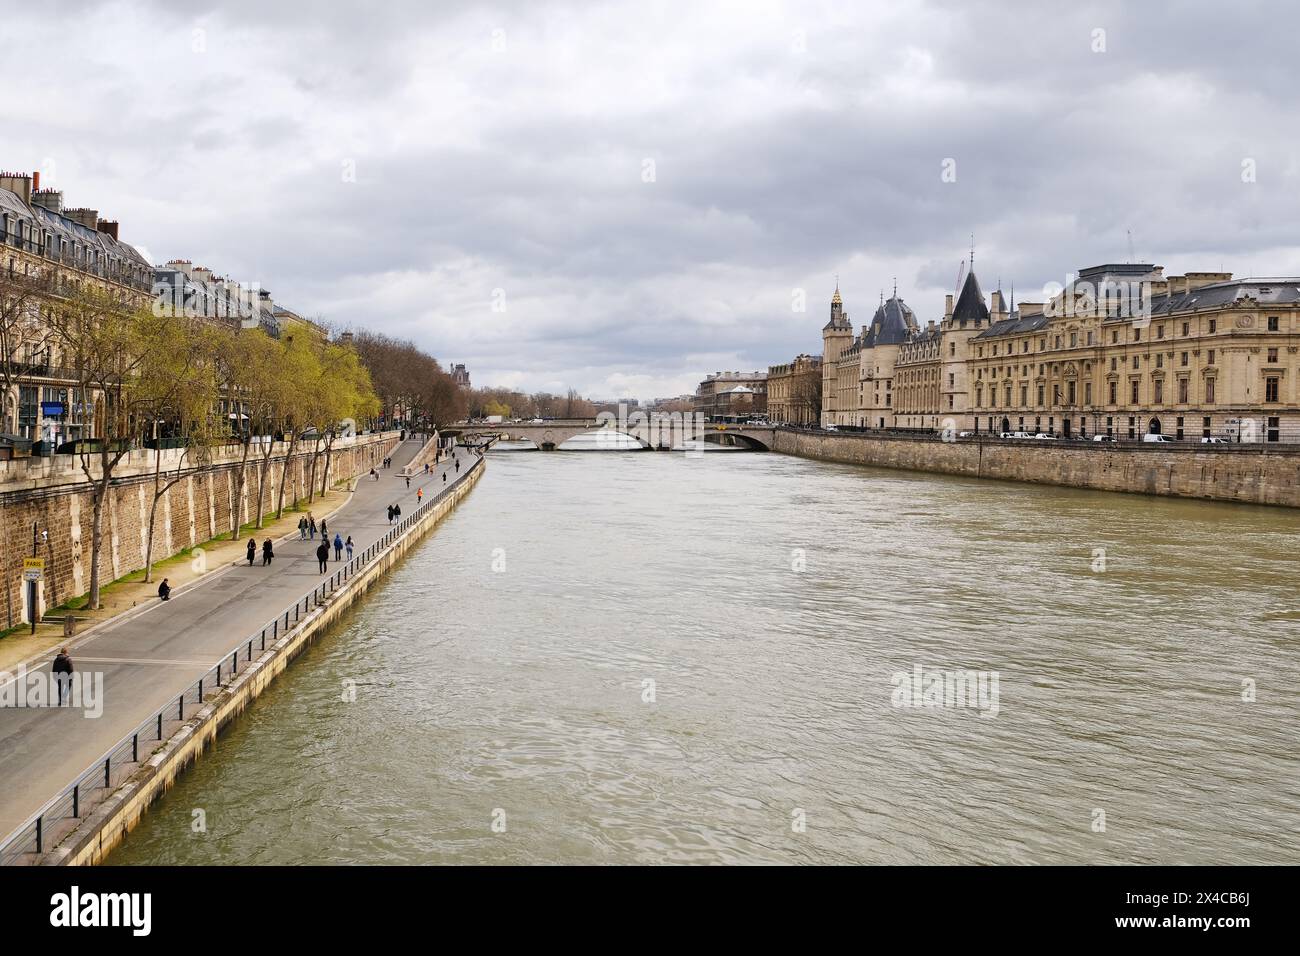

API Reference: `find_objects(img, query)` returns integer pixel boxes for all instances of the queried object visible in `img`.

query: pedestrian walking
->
[262,539,274,565]
[455,459,460,473]
[334,532,343,560]
[424,462,430,474]
[345,536,354,561]
[52,648,73,706]
[158,578,171,601]
[405,475,411,489]
[417,487,423,504]
[246,539,256,566]
[443,472,447,485]
[387,504,395,524]
[316,541,329,573]
[321,517,328,539]
[298,516,308,540]
[309,514,317,539]
[394,503,402,520]
[370,467,378,481]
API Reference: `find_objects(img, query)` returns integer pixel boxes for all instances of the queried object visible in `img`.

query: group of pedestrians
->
[297,513,333,541]
[246,537,276,566]
[315,533,354,572]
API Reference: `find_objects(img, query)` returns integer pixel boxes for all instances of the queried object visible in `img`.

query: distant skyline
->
[7,0,1299,399]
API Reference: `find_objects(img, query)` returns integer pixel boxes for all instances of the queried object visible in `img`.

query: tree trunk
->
[319,434,335,495]
[307,436,322,503]
[255,440,275,529]
[88,482,107,611]
[276,432,299,518]
[230,439,253,539]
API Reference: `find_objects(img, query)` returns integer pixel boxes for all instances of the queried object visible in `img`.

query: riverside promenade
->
[0,436,474,848]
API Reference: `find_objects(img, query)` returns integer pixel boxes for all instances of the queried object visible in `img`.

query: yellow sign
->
[23,557,44,583]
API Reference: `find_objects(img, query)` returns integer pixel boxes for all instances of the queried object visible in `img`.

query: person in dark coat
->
[320,517,328,539]
[158,578,171,601]
[393,503,402,520]
[316,541,329,573]
[333,532,343,561]
[387,504,395,524]
[309,515,317,539]
[52,648,73,706]
[298,516,308,540]
[246,539,257,565]
[262,539,274,565]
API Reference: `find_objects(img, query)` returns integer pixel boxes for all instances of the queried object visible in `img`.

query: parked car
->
[1092,434,1116,442]
[958,430,976,438]
[1200,436,1227,444]
[1033,433,1058,440]
[823,424,838,431]
[1142,433,1174,443]
[1012,431,1034,439]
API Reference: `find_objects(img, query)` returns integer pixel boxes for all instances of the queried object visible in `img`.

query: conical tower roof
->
[952,269,989,323]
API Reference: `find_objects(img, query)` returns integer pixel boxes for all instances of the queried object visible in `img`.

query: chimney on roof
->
[0,172,33,205]
[944,294,954,319]
[64,207,99,229]
[32,189,63,214]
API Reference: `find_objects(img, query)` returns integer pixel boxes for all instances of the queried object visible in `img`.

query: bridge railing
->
[0,454,484,866]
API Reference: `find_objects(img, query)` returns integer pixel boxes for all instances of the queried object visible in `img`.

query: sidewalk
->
[0,480,361,677]
[0,439,478,840]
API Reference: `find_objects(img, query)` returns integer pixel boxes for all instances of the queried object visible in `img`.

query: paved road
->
[0,437,476,839]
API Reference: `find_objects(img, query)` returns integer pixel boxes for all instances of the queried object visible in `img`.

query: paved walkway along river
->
[0,436,472,842]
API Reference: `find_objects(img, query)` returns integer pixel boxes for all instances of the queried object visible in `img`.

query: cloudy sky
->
[6,0,1298,399]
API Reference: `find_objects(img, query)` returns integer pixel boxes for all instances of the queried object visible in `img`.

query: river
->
[111,439,1300,864]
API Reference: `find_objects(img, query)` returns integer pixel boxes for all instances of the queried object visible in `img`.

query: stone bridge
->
[444,419,777,451]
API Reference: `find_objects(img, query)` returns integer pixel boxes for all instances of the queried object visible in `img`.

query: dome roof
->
[864,294,918,346]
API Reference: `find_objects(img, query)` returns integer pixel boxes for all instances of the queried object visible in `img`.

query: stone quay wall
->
[0,432,402,626]
[769,429,1300,508]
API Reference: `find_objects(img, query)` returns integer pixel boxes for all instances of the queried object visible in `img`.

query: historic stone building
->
[767,353,822,425]
[694,370,768,422]
[1,171,154,442]
[966,263,1300,441]
[856,290,920,429]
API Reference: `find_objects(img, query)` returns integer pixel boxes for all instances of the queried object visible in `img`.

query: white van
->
[1142,433,1174,443]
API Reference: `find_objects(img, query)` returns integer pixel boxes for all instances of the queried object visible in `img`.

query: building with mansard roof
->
[0,171,155,442]
[968,263,1300,441]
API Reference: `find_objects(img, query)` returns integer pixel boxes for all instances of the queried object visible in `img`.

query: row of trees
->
[348,330,468,429]
[467,387,597,420]
[1,271,383,612]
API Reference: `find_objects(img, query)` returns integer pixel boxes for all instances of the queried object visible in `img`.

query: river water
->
[112,439,1300,865]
